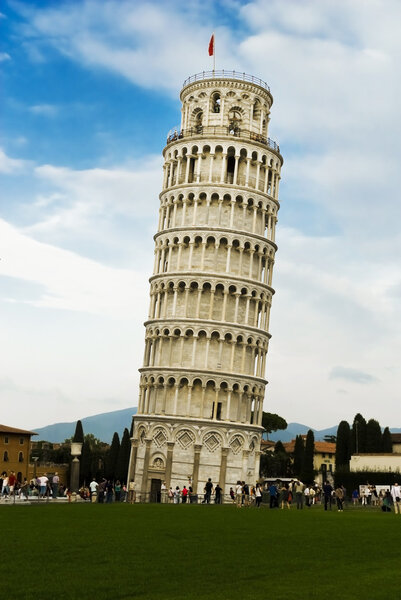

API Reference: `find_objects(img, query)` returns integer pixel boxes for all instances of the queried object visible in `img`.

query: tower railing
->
[182,71,270,92]
[166,125,280,153]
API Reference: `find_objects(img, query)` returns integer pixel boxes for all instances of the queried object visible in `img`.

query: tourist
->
[309,486,316,505]
[128,480,136,504]
[243,481,250,506]
[8,471,17,497]
[351,489,359,505]
[89,478,99,502]
[229,487,235,502]
[174,486,181,504]
[323,480,333,511]
[235,481,242,507]
[168,487,174,503]
[390,483,401,514]
[382,491,392,512]
[268,482,278,508]
[203,478,213,504]
[98,478,107,503]
[335,485,344,511]
[37,473,49,498]
[255,483,262,508]
[182,485,188,503]
[280,483,291,510]
[20,478,29,501]
[105,480,114,503]
[161,481,167,503]
[52,472,59,498]
[215,483,222,504]
[294,480,304,509]
[1,473,9,498]
[114,480,122,502]
[304,485,310,507]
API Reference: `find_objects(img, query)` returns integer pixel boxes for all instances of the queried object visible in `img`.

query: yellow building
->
[283,437,336,480]
[0,424,37,482]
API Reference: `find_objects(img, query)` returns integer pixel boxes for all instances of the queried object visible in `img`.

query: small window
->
[216,402,222,420]
[18,452,23,463]
[20,438,24,445]
[4,436,8,444]
[3,451,9,462]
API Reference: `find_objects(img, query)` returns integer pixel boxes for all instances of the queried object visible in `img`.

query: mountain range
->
[32,406,401,444]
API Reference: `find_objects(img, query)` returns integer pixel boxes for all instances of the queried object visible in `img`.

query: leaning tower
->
[128,71,283,500]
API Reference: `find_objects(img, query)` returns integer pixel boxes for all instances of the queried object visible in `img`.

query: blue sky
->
[1,0,401,431]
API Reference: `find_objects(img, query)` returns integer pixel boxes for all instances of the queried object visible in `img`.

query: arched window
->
[195,111,203,133]
[212,92,221,113]
[228,110,241,135]
[3,451,8,462]
[253,100,261,120]
[18,452,24,463]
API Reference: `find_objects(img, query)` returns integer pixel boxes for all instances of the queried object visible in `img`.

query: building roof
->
[0,424,37,435]
[283,439,336,454]
[261,440,276,452]
[391,433,401,443]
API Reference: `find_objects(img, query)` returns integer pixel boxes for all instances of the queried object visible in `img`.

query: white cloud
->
[0,148,30,173]
[0,217,148,317]
[0,52,10,61]
[29,104,59,116]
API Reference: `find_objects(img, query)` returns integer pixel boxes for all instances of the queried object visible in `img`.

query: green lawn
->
[1,503,400,599]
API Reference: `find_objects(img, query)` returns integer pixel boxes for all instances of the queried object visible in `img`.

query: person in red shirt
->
[8,471,17,496]
[182,486,188,503]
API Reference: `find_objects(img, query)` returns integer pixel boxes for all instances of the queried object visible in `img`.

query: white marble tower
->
[128,71,283,500]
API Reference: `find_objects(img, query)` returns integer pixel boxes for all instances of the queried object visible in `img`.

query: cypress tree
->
[366,419,383,452]
[106,432,120,480]
[335,420,351,469]
[116,428,131,483]
[73,420,84,443]
[301,429,315,483]
[293,435,305,477]
[80,438,92,485]
[382,427,393,452]
[351,413,367,453]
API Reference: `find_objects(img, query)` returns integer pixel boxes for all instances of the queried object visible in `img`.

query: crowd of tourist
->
[2,469,400,512]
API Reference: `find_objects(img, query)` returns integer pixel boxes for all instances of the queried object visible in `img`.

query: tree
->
[335,420,351,469]
[105,432,120,480]
[351,413,367,454]
[293,435,304,477]
[261,412,287,435]
[73,420,84,443]
[366,419,383,453]
[116,428,131,483]
[301,430,315,483]
[382,427,392,452]
[80,438,92,485]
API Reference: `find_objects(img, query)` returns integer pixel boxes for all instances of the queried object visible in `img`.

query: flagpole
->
[213,32,215,72]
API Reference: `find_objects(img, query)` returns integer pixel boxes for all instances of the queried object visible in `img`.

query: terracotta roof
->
[261,440,275,450]
[0,424,37,435]
[283,440,336,454]
[391,433,401,443]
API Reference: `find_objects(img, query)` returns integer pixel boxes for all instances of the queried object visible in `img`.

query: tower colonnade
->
[128,72,283,499]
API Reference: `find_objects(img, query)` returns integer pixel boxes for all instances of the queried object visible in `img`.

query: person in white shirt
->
[390,483,401,514]
[38,474,48,498]
[89,479,99,503]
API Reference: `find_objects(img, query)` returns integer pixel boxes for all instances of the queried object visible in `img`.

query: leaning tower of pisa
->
[128,71,283,500]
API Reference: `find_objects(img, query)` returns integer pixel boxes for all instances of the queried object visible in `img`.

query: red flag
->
[208,34,214,56]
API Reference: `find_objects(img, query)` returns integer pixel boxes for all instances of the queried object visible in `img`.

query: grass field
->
[1,503,400,599]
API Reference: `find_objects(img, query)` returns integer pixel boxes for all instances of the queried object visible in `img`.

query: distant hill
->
[34,407,137,443]
[269,423,338,443]
[33,408,401,444]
